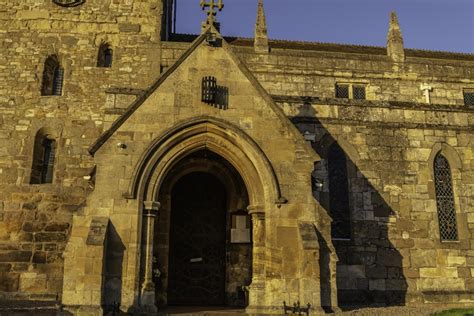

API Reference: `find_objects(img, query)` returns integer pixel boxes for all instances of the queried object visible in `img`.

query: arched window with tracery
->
[328,143,351,239]
[97,43,113,68]
[30,130,56,184]
[434,153,458,241]
[41,55,64,96]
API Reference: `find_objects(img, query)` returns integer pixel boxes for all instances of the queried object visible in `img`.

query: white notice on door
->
[236,215,247,229]
[231,228,251,243]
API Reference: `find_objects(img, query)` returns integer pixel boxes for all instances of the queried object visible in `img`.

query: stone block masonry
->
[0,0,473,311]
[287,97,474,305]
[0,0,164,301]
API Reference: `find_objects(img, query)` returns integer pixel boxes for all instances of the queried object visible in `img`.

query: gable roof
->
[89,26,319,163]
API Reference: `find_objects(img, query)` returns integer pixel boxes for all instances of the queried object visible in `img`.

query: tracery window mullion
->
[434,153,458,241]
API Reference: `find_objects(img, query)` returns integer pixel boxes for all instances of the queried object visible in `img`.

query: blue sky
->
[176,0,474,53]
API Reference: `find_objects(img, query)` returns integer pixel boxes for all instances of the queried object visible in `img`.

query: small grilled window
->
[353,86,366,100]
[31,130,56,184]
[464,91,474,106]
[52,67,64,96]
[97,43,113,68]
[335,84,349,99]
[434,153,458,241]
[41,55,64,96]
[202,76,228,109]
[41,139,56,184]
[202,76,217,103]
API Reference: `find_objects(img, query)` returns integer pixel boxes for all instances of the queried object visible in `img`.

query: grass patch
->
[431,308,474,316]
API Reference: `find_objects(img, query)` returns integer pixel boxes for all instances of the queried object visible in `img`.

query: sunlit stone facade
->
[0,1,473,314]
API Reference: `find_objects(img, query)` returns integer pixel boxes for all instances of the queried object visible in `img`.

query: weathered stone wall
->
[0,0,164,300]
[243,48,474,105]
[0,0,473,308]
[161,41,474,106]
[159,41,474,306]
[61,36,324,312]
[285,98,474,305]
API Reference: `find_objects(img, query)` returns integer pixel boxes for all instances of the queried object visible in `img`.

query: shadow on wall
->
[294,102,408,309]
[315,229,334,313]
[102,223,126,314]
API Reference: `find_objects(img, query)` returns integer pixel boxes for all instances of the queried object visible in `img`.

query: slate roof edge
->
[168,33,474,61]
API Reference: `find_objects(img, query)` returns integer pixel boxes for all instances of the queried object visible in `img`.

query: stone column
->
[140,201,160,314]
[247,205,266,311]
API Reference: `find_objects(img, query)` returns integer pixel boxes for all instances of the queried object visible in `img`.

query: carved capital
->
[144,201,160,210]
[247,205,265,221]
[250,213,265,222]
[143,201,160,216]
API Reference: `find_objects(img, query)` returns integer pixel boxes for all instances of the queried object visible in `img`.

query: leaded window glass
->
[434,153,458,241]
[41,55,63,96]
[328,143,351,239]
[335,84,349,99]
[464,92,474,106]
[353,86,366,100]
[41,139,56,184]
[52,67,64,96]
[31,131,56,185]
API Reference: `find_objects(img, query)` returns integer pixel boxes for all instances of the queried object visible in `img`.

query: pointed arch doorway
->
[134,118,284,312]
[155,150,252,307]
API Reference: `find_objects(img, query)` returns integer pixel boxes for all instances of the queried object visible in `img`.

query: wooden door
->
[168,172,227,306]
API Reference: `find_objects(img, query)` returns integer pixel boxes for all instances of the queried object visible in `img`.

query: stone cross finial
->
[387,11,405,62]
[420,84,433,104]
[200,0,224,28]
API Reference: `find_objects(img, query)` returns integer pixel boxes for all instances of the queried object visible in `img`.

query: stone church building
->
[0,0,473,314]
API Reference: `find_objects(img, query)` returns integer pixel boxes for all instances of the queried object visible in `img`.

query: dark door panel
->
[168,172,227,306]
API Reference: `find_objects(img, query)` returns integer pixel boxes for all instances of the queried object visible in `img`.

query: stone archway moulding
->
[129,116,282,312]
[161,156,248,212]
[126,116,285,208]
[427,142,463,177]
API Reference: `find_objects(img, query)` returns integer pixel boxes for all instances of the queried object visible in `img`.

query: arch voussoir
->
[130,117,283,208]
